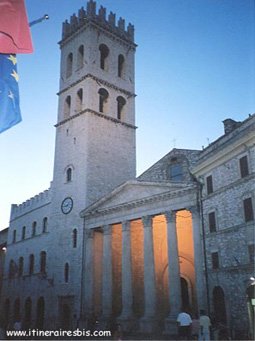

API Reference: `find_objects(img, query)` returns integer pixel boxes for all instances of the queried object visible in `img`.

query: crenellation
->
[118,17,125,31]
[10,189,51,220]
[98,6,106,21]
[61,0,135,43]
[108,12,116,27]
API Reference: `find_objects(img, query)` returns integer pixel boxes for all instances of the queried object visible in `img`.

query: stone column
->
[102,224,112,319]
[118,221,134,331]
[190,206,206,311]
[164,211,182,334]
[140,215,157,333]
[83,229,94,320]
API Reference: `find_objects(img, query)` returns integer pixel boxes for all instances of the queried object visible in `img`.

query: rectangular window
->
[208,212,216,232]
[169,163,183,181]
[239,155,249,178]
[211,252,219,269]
[248,244,255,263]
[243,198,254,222]
[206,175,213,194]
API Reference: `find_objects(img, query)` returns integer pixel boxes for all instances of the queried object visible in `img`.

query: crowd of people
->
[177,308,230,340]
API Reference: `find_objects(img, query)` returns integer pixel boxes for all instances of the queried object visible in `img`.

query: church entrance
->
[181,277,190,309]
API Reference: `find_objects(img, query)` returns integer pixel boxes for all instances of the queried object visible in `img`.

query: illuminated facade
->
[0,1,254,339]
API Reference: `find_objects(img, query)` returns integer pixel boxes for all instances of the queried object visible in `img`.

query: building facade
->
[0,1,254,339]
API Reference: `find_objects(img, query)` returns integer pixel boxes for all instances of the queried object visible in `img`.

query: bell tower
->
[51,0,136,215]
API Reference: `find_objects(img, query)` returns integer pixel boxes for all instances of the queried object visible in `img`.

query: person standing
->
[177,308,192,340]
[199,310,211,341]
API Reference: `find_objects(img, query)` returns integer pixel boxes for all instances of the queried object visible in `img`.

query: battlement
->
[61,0,135,43]
[10,188,51,220]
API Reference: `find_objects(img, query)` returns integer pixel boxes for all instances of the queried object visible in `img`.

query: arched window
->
[29,254,34,275]
[76,89,83,112]
[64,95,71,118]
[18,257,24,277]
[66,52,73,78]
[72,229,77,248]
[24,297,32,329]
[32,222,36,237]
[99,44,109,70]
[118,54,125,77]
[36,297,45,329]
[42,217,48,233]
[9,259,16,278]
[66,168,72,182]
[12,230,16,243]
[22,226,26,240]
[40,251,46,273]
[13,298,20,321]
[4,299,10,327]
[117,96,126,120]
[77,45,84,69]
[98,88,109,113]
[64,263,69,283]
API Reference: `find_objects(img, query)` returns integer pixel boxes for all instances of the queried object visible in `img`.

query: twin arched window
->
[66,46,84,78]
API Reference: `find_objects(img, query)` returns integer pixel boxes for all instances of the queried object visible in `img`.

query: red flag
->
[0,0,33,54]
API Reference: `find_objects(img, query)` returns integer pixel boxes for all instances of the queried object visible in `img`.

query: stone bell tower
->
[51,0,137,215]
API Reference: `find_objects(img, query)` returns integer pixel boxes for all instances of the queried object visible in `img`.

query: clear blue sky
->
[0,0,254,230]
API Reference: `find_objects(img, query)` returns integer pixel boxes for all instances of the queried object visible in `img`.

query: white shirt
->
[177,312,192,326]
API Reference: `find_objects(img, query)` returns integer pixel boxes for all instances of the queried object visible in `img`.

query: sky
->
[0,0,254,230]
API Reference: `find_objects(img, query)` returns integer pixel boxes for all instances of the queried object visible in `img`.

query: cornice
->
[58,73,136,98]
[55,108,137,129]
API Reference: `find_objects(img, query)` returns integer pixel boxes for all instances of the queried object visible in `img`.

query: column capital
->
[142,215,153,228]
[122,220,131,232]
[103,224,112,235]
[164,211,176,223]
[85,229,94,238]
[189,205,200,217]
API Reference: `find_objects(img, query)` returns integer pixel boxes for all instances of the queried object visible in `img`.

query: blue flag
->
[0,53,21,133]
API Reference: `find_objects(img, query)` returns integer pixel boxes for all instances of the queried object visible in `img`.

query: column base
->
[164,315,178,335]
[117,315,135,332]
[139,316,158,334]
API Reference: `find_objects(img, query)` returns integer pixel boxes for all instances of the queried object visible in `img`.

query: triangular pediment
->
[82,180,193,215]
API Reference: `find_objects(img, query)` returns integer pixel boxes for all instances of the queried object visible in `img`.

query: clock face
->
[61,197,73,214]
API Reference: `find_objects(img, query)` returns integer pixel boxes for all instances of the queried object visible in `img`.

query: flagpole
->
[29,14,49,27]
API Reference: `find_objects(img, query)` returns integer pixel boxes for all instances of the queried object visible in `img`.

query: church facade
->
[1,1,254,339]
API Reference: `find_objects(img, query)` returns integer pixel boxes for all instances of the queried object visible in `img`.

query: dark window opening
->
[66,53,73,78]
[32,222,36,237]
[64,263,69,283]
[29,254,34,275]
[77,45,84,69]
[99,44,109,70]
[9,259,16,278]
[118,54,124,77]
[243,197,254,222]
[117,96,126,120]
[40,251,46,273]
[42,217,48,233]
[208,212,216,232]
[73,229,77,248]
[22,226,26,240]
[66,168,72,182]
[18,257,24,277]
[12,230,16,243]
[248,244,255,263]
[36,297,45,329]
[98,88,109,113]
[212,252,219,269]
[239,155,249,178]
[14,298,20,321]
[76,89,83,112]
[206,175,213,194]
[64,95,71,118]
